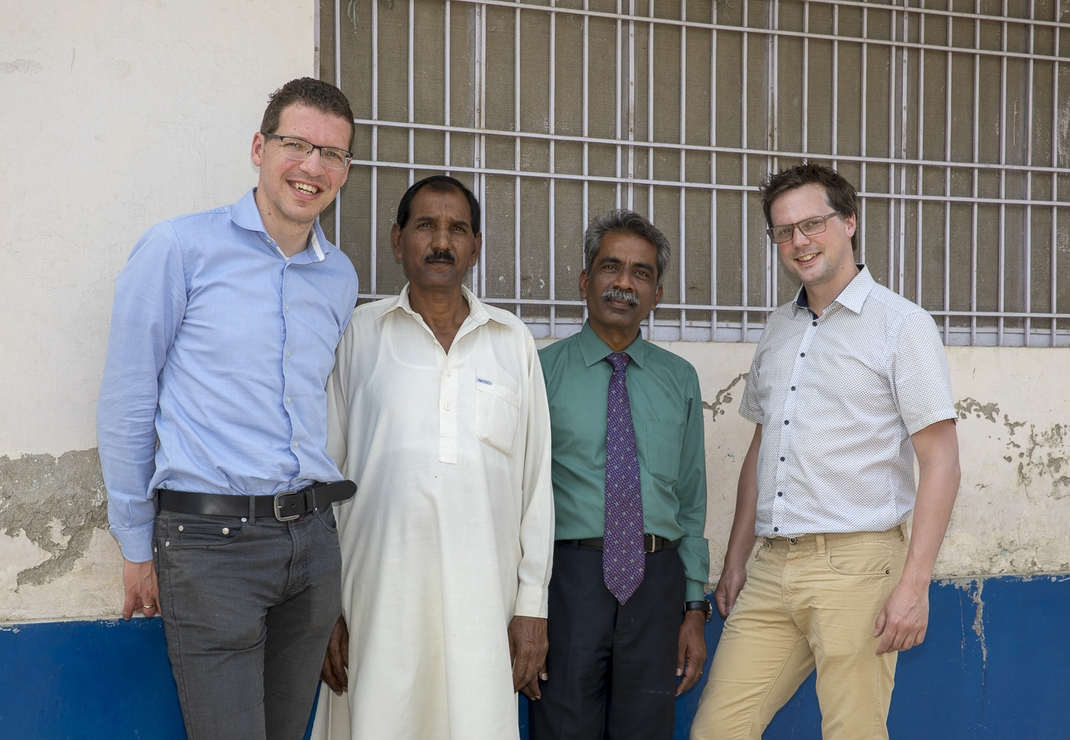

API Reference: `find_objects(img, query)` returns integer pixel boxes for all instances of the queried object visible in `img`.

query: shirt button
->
[790,386,796,391]
[773,527,779,533]
[780,456,785,462]
[784,420,790,425]
[446,369,452,376]
[812,321,817,327]
[444,402,452,411]
[285,305,290,312]
[800,352,806,357]
[292,442,298,449]
[286,351,291,357]
[286,397,291,404]
[777,491,783,497]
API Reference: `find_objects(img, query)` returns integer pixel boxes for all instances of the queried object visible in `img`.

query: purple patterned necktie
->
[603,352,645,604]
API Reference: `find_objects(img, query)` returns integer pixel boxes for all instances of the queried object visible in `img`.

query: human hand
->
[874,577,929,655]
[320,615,349,694]
[508,615,548,700]
[122,557,159,620]
[712,565,747,619]
[675,610,707,695]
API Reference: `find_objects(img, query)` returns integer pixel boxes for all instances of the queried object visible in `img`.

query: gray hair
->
[583,209,671,285]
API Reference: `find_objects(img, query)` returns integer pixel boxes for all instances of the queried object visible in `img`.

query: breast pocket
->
[475,381,521,455]
[644,420,684,485]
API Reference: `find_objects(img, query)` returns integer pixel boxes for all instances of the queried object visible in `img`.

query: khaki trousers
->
[690,526,908,740]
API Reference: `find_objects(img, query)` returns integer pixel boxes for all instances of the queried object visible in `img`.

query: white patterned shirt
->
[740,266,956,538]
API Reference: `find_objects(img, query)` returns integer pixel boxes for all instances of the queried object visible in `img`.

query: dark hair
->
[583,209,671,285]
[395,176,481,234]
[260,78,355,151]
[759,162,859,251]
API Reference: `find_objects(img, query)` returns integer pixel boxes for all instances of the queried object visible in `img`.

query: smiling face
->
[770,183,858,300]
[580,231,663,351]
[392,186,482,295]
[251,103,352,253]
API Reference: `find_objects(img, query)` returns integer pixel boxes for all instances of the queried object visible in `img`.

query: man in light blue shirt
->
[97,78,359,740]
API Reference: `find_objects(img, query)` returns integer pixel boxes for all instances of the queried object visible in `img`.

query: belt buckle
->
[273,489,304,522]
[647,534,658,553]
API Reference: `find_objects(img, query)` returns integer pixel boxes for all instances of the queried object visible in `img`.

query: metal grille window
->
[318,0,1070,346]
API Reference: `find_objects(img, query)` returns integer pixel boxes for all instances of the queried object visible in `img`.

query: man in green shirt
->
[531,209,710,740]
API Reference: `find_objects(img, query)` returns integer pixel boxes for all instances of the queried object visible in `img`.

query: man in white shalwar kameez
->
[311,175,555,740]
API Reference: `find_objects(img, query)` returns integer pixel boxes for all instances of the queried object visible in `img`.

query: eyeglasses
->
[261,133,352,170]
[766,212,841,244]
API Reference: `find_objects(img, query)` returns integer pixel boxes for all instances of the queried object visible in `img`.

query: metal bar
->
[970,0,980,345]
[677,0,687,338]
[549,0,557,333]
[443,0,1068,38]
[860,3,868,265]
[344,115,1067,176]
[710,0,718,341]
[370,0,380,294]
[915,5,924,309]
[997,0,1007,345]
[514,3,522,321]
[942,0,953,344]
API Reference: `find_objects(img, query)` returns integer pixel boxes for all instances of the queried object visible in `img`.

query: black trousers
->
[530,541,686,740]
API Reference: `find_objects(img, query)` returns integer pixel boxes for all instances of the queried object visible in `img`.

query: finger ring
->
[143,602,155,609]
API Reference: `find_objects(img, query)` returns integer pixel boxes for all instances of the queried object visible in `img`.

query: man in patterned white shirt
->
[690,162,961,740]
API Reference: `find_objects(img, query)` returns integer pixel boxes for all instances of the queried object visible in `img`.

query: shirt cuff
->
[685,579,707,603]
[110,525,155,564]
[513,583,549,619]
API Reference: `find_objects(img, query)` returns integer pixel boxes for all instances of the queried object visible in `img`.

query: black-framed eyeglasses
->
[261,133,352,170]
[766,212,841,244]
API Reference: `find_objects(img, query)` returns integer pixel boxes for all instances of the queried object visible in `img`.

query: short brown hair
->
[759,162,859,251]
[260,78,355,151]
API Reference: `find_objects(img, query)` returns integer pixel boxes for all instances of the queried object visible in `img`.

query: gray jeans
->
[154,506,342,740]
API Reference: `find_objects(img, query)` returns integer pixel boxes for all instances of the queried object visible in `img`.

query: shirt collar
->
[230,188,329,263]
[377,284,501,329]
[576,320,648,369]
[791,264,874,317]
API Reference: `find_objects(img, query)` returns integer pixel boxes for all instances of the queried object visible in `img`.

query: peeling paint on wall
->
[703,373,747,422]
[0,450,108,587]
[955,398,1070,501]
[0,450,121,622]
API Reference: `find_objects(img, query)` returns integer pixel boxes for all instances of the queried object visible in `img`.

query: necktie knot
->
[607,352,631,374]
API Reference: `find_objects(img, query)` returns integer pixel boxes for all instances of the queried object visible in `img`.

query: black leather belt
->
[157,481,356,522]
[560,534,681,553]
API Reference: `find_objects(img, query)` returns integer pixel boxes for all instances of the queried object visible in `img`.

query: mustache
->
[601,287,640,306]
[425,249,455,264]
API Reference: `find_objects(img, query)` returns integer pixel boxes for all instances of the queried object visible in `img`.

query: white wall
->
[0,0,315,621]
[0,0,315,457]
[679,343,1070,582]
[2,1,1068,624]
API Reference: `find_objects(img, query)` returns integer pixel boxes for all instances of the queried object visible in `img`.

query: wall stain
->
[955,398,1001,423]
[957,399,1069,500]
[0,450,107,587]
[703,373,747,422]
[0,58,43,75]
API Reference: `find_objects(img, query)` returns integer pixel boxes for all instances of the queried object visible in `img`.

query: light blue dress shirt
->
[97,189,359,562]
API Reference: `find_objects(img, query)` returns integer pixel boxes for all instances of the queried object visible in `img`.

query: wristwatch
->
[685,600,713,622]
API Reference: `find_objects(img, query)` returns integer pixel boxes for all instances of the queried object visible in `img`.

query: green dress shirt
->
[539,321,710,602]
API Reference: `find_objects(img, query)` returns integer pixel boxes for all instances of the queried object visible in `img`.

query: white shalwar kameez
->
[311,285,554,740]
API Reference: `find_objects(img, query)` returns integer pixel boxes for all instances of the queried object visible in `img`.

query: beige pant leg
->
[797,532,908,740]
[690,543,817,740]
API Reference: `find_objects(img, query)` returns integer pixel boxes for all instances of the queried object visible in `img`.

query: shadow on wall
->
[1,577,1069,739]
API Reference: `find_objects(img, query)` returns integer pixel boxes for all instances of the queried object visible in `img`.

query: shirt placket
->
[279,260,303,487]
[439,355,459,464]
[771,313,820,535]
